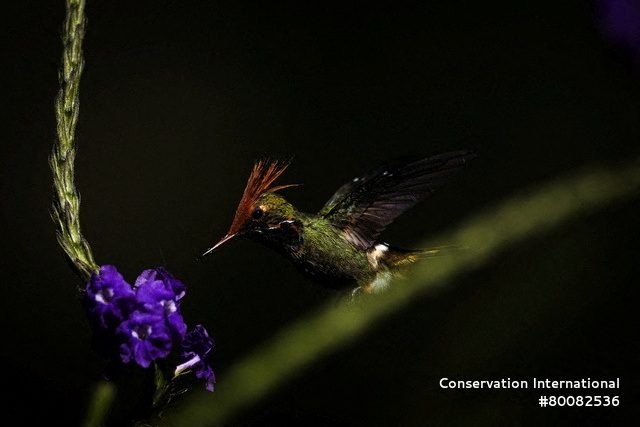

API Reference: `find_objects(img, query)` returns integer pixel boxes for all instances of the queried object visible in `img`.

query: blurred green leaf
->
[83,381,116,427]
[161,158,640,426]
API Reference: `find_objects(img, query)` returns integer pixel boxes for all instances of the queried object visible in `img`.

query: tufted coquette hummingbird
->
[201,151,474,294]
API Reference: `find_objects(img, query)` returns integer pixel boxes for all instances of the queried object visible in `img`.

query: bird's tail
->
[383,244,466,268]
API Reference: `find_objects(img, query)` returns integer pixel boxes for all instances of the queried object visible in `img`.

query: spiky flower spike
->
[200,159,298,257]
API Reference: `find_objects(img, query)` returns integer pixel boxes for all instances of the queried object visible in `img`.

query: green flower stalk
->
[50,0,98,281]
[49,4,218,425]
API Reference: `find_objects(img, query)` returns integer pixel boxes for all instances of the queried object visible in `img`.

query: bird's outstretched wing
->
[317,159,413,217]
[320,150,474,249]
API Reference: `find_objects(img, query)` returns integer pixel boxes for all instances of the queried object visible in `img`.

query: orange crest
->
[226,158,298,235]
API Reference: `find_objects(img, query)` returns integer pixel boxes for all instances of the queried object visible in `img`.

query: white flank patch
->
[366,243,389,269]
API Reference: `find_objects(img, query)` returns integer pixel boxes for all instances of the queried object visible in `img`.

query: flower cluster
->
[83,265,215,391]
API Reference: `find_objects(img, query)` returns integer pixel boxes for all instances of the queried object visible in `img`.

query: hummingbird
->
[201,151,474,294]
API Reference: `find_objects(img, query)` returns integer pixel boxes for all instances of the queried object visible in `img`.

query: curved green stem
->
[161,158,640,426]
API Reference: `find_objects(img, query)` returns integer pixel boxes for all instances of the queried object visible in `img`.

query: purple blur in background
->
[595,0,640,71]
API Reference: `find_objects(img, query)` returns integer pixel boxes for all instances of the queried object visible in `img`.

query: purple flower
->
[116,311,173,368]
[136,267,186,300]
[176,325,216,391]
[83,265,216,392]
[134,268,187,343]
[83,265,135,329]
[155,267,186,300]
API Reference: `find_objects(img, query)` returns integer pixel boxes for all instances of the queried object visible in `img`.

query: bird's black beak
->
[197,233,238,260]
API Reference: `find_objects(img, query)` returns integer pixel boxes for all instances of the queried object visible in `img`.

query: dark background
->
[2,0,639,425]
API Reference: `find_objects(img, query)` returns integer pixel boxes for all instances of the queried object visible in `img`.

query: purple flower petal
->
[167,310,187,343]
[83,265,135,329]
[196,363,216,392]
[179,324,216,391]
[134,268,188,342]
[134,268,186,304]
[116,311,173,368]
[135,277,176,310]
[133,268,158,289]
[156,267,186,301]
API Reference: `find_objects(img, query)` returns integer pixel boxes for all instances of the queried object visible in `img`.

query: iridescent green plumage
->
[203,152,474,293]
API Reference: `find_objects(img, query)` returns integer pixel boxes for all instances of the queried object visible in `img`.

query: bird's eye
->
[252,208,264,220]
